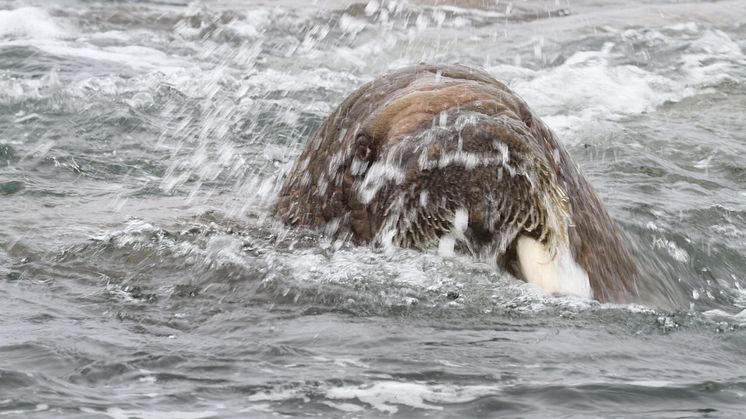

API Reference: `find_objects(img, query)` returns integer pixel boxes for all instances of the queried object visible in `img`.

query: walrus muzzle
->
[276,64,638,303]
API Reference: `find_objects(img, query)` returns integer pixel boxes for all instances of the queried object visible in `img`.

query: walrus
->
[276,64,638,303]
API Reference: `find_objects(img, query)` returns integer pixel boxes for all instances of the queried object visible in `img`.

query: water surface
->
[1,0,745,417]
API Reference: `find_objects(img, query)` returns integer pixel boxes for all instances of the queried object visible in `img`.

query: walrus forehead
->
[360,78,525,146]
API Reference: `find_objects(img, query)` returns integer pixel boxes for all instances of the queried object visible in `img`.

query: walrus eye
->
[355,134,373,161]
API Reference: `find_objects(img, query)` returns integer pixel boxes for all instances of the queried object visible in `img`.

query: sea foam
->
[0,7,70,39]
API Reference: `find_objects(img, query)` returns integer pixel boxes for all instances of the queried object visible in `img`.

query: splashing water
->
[1,0,746,417]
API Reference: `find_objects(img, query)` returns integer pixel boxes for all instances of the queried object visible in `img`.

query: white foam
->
[504,29,745,136]
[0,7,71,39]
[339,14,368,35]
[687,29,742,56]
[248,388,303,402]
[703,308,746,325]
[320,401,364,412]
[511,43,685,135]
[327,381,442,413]
[241,379,500,414]
[79,407,217,419]
[364,1,380,16]
[652,237,689,263]
[286,246,437,290]
[326,380,497,413]
[682,30,745,86]
[0,39,191,75]
[665,22,699,33]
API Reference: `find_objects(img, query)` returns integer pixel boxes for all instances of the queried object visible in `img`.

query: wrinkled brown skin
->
[276,64,638,303]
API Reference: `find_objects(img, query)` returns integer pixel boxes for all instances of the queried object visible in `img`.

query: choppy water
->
[1,0,746,417]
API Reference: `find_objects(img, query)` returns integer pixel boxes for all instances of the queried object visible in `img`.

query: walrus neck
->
[516,235,591,299]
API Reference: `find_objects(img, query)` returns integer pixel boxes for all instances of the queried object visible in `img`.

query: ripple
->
[1,1,745,418]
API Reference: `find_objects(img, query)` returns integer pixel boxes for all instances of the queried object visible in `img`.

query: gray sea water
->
[1,0,746,417]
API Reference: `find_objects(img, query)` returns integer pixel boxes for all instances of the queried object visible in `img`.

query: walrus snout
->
[276,64,639,303]
[357,112,568,264]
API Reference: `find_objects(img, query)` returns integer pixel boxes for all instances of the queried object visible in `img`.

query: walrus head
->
[276,64,638,303]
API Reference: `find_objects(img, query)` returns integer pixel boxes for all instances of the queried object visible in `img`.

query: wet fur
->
[276,64,638,303]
